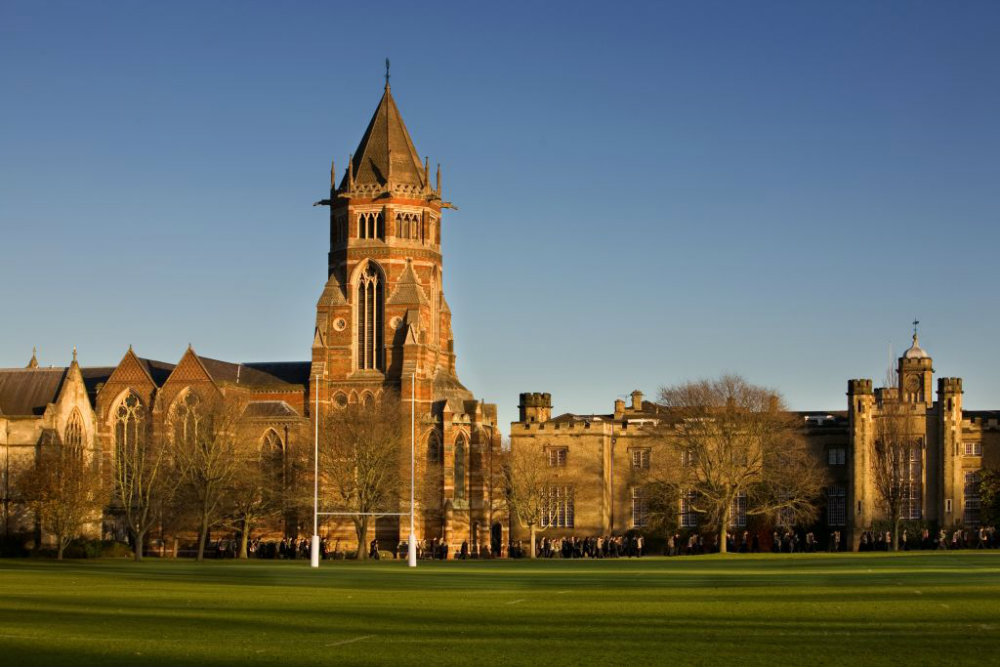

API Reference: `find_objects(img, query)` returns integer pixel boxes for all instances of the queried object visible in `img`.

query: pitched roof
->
[197,357,310,388]
[242,400,300,419]
[387,259,428,305]
[0,368,67,416]
[340,85,426,191]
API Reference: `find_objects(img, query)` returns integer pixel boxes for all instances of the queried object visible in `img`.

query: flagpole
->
[408,366,418,567]
[311,374,320,568]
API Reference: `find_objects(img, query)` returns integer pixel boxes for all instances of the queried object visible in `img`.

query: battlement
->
[847,379,873,395]
[518,392,552,423]
[518,392,552,408]
[937,377,963,394]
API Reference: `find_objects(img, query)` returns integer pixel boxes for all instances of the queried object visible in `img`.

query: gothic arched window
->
[454,436,467,499]
[261,428,284,480]
[357,262,384,371]
[427,431,442,463]
[358,211,384,240]
[171,391,205,448]
[395,212,421,241]
[114,393,145,460]
[64,409,84,455]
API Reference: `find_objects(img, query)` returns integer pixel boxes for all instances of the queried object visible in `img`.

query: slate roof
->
[0,368,67,416]
[340,85,426,190]
[137,358,175,386]
[198,357,310,388]
[242,401,300,419]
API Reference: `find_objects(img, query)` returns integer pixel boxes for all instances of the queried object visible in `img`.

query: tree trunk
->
[239,518,250,559]
[133,529,145,562]
[57,536,66,561]
[196,512,209,562]
[893,513,901,552]
[529,524,537,559]
[356,518,369,560]
[719,501,730,554]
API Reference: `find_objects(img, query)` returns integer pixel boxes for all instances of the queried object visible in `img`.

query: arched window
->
[357,262,384,371]
[427,431,442,463]
[171,391,204,448]
[454,436,467,499]
[358,211,384,240]
[395,212,421,241]
[114,392,145,458]
[64,409,84,455]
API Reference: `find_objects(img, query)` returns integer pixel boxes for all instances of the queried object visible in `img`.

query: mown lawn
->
[0,552,997,666]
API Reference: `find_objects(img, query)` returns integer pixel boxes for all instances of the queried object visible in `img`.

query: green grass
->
[1,552,998,666]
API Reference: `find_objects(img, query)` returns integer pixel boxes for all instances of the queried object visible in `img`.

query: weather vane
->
[385,58,390,88]
[913,319,920,336]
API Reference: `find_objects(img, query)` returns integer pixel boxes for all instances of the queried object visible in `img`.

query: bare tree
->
[320,394,403,560]
[17,442,103,559]
[227,424,306,559]
[169,391,247,562]
[658,375,826,553]
[113,393,172,562]
[504,443,556,559]
[869,396,918,551]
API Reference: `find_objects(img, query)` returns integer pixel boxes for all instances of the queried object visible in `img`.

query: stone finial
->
[330,159,336,190]
[72,346,78,363]
[27,347,39,369]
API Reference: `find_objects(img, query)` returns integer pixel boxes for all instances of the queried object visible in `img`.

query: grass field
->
[1,552,998,667]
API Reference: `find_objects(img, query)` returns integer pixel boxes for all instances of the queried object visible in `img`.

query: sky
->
[2,1,999,430]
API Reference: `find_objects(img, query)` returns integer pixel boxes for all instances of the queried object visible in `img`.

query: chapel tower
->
[310,74,502,553]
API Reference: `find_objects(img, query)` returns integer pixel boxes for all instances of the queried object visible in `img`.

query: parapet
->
[847,379,873,395]
[518,392,552,408]
[937,377,963,394]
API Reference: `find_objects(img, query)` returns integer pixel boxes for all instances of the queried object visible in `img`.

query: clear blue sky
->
[2,1,999,429]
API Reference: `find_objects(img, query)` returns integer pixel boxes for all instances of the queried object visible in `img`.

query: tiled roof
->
[387,259,428,305]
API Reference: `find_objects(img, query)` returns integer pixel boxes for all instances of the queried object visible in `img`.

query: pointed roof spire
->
[339,71,426,192]
[27,347,39,369]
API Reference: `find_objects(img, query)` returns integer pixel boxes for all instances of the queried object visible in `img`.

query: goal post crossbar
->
[316,512,410,516]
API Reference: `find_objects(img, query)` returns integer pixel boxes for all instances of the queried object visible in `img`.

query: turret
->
[847,378,874,549]
[898,332,934,406]
[519,392,552,423]
[936,377,964,527]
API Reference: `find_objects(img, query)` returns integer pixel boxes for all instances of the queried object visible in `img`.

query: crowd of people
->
[508,534,646,559]
[211,525,999,559]
[858,526,1000,551]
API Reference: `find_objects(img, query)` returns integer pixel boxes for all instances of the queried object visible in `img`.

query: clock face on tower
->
[905,375,921,393]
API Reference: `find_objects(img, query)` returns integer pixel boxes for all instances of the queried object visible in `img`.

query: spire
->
[27,347,38,369]
[72,346,78,364]
[339,76,426,192]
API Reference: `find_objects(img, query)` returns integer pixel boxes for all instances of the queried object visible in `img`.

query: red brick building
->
[1,81,502,556]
